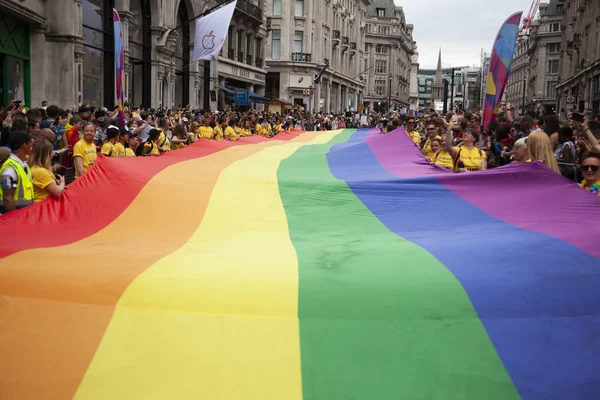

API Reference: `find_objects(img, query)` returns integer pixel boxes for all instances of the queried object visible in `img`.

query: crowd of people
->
[398,103,600,196]
[0,99,598,215]
[0,101,374,214]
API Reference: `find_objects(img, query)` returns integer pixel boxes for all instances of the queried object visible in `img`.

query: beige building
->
[0,0,267,110]
[505,35,530,115]
[409,50,419,112]
[556,0,600,117]
[264,0,371,113]
[525,0,563,116]
[363,0,415,112]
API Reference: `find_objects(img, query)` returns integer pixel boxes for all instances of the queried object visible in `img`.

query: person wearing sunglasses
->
[579,151,600,195]
[405,118,421,145]
[422,121,441,159]
[443,127,487,172]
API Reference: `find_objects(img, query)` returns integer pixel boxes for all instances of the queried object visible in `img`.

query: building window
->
[273,0,282,16]
[294,31,303,53]
[375,44,387,54]
[549,22,560,32]
[83,0,115,107]
[547,43,560,54]
[375,79,386,96]
[548,59,559,74]
[376,8,385,17]
[128,0,152,107]
[227,26,234,57]
[375,60,387,74]
[0,14,30,106]
[546,80,556,98]
[271,29,281,60]
[295,0,304,17]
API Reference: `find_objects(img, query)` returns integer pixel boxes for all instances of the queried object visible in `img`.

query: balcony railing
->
[292,52,311,62]
[238,51,244,63]
[333,30,341,40]
[255,57,263,67]
[342,36,349,46]
[228,48,235,60]
[235,0,262,22]
[246,55,253,65]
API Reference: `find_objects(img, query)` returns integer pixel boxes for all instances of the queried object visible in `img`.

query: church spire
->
[435,48,443,84]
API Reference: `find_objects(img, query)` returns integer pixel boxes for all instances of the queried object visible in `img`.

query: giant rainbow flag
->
[1,129,599,399]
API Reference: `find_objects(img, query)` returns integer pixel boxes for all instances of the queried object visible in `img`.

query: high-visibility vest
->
[0,156,34,208]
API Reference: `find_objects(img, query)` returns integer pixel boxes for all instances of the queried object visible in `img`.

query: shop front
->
[217,60,266,111]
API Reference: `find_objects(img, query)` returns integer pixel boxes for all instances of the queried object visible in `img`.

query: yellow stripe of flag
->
[74,130,343,400]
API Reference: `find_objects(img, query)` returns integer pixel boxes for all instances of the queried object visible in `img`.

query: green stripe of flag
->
[278,129,519,400]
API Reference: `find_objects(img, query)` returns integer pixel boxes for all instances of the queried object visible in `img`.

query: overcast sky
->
[395,0,528,69]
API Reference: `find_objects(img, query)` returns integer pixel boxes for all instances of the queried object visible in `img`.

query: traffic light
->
[459,101,463,110]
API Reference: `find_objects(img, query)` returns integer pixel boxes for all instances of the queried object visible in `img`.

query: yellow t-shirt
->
[125,148,136,157]
[100,142,119,157]
[433,150,454,170]
[407,130,421,145]
[255,124,263,136]
[171,141,185,150]
[198,126,214,140]
[213,126,224,141]
[115,142,126,157]
[143,141,160,156]
[224,126,238,140]
[73,139,98,177]
[423,136,441,159]
[454,146,487,172]
[157,130,171,151]
[240,128,252,136]
[30,166,56,203]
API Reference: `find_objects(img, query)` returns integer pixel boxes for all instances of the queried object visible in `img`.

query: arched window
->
[174,0,190,108]
[128,0,152,107]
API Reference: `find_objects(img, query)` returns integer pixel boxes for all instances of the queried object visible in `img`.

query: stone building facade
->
[363,0,415,112]
[505,35,530,114]
[0,0,267,110]
[555,0,600,117]
[526,0,563,116]
[409,50,419,112]
[263,0,371,113]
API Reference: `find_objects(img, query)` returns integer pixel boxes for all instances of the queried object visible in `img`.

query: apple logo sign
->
[202,30,216,50]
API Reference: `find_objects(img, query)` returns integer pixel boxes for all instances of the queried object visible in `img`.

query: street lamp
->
[522,77,527,116]
[388,76,393,113]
